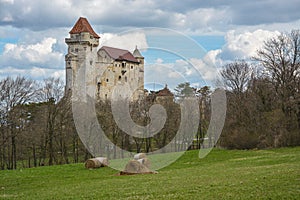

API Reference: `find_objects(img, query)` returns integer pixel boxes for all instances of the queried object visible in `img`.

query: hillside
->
[0,147,299,199]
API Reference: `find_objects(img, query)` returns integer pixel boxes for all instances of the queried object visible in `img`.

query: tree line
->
[0,77,84,170]
[0,75,211,170]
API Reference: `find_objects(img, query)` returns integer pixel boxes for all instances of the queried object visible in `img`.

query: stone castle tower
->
[65,17,144,101]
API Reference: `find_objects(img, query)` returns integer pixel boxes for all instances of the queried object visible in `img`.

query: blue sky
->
[0,0,299,90]
[192,36,225,51]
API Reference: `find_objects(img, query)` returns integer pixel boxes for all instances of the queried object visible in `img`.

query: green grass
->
[0,147,299,199]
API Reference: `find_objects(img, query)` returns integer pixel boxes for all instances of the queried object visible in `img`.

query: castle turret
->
[132,46,145,100]
[65,17,100,92]
[133,46,144,64]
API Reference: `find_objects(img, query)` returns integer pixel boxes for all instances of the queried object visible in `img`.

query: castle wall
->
[96,49,144,101]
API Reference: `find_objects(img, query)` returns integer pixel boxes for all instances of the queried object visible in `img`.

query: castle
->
[65,17,145,101]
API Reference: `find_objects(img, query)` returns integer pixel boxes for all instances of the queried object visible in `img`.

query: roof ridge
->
[101,45,129,52]
[100,46,139,63]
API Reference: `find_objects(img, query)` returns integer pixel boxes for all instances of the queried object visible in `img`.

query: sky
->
[0,0,300,90]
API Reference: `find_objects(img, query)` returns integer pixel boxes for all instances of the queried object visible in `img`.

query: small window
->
[125,76,127,82]
[90,61,93,65]
[90,35,93,39]
[84,47,87,51]
[105,94,107,99]
[106,79,109,82]
[118,76,121,81]
[75,48,78,53]
[115,64,117,67]
[131,66,133,69]
[122,63,126,68]
[97,82,101,91]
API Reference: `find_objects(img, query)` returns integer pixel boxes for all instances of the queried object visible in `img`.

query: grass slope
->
[0,147,299,199]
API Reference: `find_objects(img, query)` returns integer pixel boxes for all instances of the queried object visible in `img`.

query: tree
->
[220,60,253,94]
[254,30,300,129]
[0,76,36,169]
[174,82,195,101]
[152,97,180,152]
[194,86,211,149]
[96,100,122,159]
[38,77,64,166]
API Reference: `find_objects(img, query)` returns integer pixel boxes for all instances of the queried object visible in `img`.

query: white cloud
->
[0,0,13,4]
[203,29,281,67]
[1,37,63,69]
[155,58,163,64]
[0,66,65,80]
[189,57,218,82]
[145,63,186,91]
[2,14,13,22]
[144,56,217,91]
[168,71,182,79]
[100,32,148,52]
[183,7,231,32]
[0,0,299,36]
[0,36,65,81]
[221,29,280,60]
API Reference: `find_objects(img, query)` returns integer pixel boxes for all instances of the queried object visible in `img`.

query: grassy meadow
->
[0,147,299,199]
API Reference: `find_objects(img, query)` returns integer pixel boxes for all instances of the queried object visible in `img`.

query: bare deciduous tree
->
[0,76,36,169]
[38,77,64,166]
[220,61,253,94]
[254,30,300,127]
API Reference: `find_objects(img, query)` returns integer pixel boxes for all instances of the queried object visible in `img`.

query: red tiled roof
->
[100,46,139,63]
[156,86,174,96]
[69,17,100,39]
